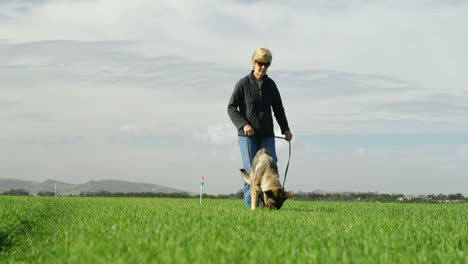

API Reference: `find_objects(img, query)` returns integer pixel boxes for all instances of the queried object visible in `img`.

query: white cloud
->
[1,1,467,88]
[193,123,236,146]
[119,124,140,133]
[355,147,366,156]
[458,143,468,160]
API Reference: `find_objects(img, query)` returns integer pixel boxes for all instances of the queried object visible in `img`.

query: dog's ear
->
[284,192,295,200]
[240,169,250,185]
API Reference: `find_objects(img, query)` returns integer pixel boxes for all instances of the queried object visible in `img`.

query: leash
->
[274,136,291,190]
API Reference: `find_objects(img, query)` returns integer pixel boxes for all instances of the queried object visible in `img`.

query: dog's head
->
[263,187,295,210]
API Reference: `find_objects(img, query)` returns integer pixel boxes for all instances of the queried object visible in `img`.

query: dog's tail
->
[240,169,250,185]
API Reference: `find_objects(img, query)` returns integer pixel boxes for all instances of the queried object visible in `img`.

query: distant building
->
[404,195,429,201]
[437,199,465,204]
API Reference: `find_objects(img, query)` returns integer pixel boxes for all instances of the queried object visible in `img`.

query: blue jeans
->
[238,136,278,208]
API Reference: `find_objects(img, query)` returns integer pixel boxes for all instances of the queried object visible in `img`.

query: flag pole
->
[55,183,57,198]
[200,176,204,204]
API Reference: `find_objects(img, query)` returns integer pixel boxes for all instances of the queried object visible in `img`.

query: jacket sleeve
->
[227,81,248,130]
[271,83,290,134]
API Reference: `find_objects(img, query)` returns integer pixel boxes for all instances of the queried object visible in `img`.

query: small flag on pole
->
[200,176,204,204]
[55,183,57,198]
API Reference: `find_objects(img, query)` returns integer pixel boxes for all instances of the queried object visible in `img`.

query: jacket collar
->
[249,70,268,83]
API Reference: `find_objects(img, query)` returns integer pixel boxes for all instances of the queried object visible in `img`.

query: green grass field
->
[1,196,466,263]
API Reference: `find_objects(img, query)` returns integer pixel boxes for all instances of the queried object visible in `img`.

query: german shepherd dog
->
[241,148,295,210]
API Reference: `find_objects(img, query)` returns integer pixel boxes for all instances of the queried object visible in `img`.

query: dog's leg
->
[250,189,258,210]
[260,192,266,208]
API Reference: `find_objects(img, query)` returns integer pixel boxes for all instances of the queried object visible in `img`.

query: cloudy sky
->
[1,0,467,195]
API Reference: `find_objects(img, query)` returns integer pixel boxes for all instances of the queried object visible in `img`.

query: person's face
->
[253,60,270,78]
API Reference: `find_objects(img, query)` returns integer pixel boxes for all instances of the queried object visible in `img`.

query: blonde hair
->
[252,48,272,68]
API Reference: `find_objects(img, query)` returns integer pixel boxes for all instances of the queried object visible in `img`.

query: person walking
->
[227,48,293,208]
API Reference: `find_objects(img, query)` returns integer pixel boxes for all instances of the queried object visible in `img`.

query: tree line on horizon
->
[1,189,466,203]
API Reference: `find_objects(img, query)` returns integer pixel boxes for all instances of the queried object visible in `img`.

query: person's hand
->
[243,124,255,137]
[285,130,293,141]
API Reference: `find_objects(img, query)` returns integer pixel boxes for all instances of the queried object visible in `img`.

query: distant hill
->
[0,178,191,196]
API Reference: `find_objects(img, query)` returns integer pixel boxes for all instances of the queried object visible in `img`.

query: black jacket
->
[228,72,290,138]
